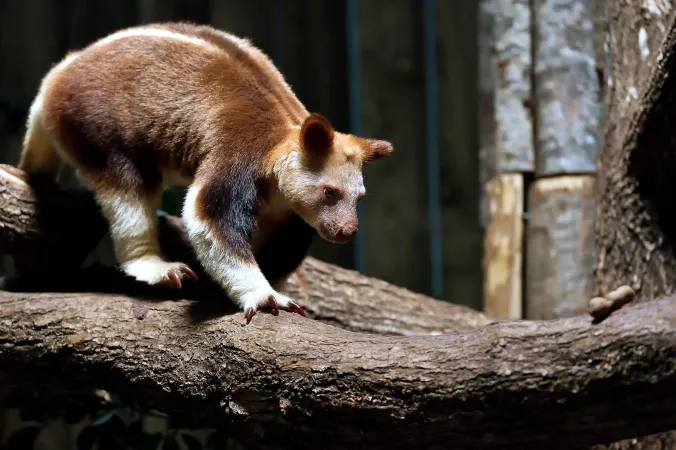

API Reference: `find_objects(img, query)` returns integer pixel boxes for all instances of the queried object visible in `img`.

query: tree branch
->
[1,290,676,449]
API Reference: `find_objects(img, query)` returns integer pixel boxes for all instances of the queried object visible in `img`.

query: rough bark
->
[526,175,595,319]
[594,0,676,300]
[2,289,676,450]
[533,0,601,176]
[0,164,489,336]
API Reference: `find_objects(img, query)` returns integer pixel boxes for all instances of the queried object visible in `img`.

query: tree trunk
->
[594,0,676,301]
[594,1,676,448]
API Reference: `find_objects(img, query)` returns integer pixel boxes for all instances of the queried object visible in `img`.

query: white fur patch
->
[182,185,293,310]
[96,191,194,285]
[121,256,188,285]
[96,193,157,262]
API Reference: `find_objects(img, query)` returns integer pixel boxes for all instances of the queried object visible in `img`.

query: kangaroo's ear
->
[362,138,394,163]
[300,113,334,154]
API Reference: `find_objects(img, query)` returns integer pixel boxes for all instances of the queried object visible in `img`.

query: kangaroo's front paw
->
[122,257,198,289]
[241,290,306,324]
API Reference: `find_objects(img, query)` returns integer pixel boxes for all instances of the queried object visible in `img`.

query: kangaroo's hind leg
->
[77,155,198,289]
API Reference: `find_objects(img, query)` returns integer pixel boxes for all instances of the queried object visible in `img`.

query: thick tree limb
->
[1,290,676,449]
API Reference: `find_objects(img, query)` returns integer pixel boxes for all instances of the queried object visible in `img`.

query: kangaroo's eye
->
[324,187,335,198]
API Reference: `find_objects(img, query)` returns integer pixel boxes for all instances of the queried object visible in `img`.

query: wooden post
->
[525,176,595,319]
[480,0,534,317]
[478,0,497,230]
[483,174,524,319]
[492,0,535,173]
[357,0,431,295]
[532,0,600,176]
[524,0,600,319]
[434,1,482,309]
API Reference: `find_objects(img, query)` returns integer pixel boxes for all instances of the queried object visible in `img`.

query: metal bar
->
[423,0,443,298]
[345,0,364,272]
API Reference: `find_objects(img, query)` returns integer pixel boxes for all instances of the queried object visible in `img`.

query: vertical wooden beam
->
[357,0,430,295]
[480,0,533,314]
[483,174,524,319]
[435,0,482,308]
[532,0,601,176]
[478,0,498,230]
[492,0,535,173]
[422,0,442,298]
[526,176,595,319]
[526,0,599,319]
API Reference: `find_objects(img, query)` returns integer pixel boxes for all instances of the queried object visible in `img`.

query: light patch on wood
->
[526,175,595,320]
[530,175,594,194]
[0,167,29,187]
[69,332,87,346]
[625,86,639,103]
[642,0,671,16]
[639,28,650,60]
[483,174,523,319]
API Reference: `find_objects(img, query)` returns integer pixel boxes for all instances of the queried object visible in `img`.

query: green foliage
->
[0,389,243,450]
